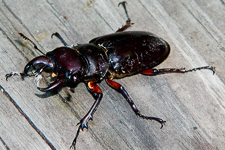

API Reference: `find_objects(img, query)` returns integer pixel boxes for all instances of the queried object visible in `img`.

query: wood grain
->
[1,0,225,149]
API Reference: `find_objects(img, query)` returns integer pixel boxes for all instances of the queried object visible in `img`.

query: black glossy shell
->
[74,43,109,82]
[46,47,86,80]
[90,31,170,79]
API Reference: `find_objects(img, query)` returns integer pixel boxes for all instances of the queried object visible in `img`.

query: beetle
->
[6,1,215,149]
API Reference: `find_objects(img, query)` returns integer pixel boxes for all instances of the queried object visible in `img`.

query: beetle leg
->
[141,66,215,75]
[116,1,134,32]
[51,32,68,46]
[71,81,103,149]
[106,79,166,129]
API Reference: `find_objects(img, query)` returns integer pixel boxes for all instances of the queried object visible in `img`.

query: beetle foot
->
[184,66,216,74]
[70,116,93,149]
[142,66,216,76]
[5,72,29,80]
[51,32,68,46]
[210,66,216,75]
[70,125,81,150]
[5,72,20,81]
[138,114,166,129]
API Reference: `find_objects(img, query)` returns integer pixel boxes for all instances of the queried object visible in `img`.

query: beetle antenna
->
[19,33,45,55]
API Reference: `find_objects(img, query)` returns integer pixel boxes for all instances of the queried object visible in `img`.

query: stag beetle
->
[6,1,215,149]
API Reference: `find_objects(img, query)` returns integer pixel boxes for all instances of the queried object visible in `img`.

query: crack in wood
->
[0,85,56,150]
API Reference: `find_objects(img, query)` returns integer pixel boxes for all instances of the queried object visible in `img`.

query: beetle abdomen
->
[90,31,170,79]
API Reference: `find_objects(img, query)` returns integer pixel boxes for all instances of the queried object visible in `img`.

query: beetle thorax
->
[74,43,109,82]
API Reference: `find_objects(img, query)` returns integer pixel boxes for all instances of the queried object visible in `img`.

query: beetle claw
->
[5,72,28,80]
[37,77,65,92]
[210,66,216,75]
[71,120,88,149]
[51,32,68,46]
[5,72,20,81]
[160,120,166,129]
[137,113,166,129]
[23,56,53,76]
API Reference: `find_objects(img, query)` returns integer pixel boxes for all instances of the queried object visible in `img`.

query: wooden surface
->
[1,0,225,149]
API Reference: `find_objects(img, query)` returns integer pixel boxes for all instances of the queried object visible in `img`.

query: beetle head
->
[24,47,87,92]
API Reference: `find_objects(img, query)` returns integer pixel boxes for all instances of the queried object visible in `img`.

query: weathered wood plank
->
[1,0,225,149]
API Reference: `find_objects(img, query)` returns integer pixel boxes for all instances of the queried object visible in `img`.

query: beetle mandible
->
[6,1,215,149]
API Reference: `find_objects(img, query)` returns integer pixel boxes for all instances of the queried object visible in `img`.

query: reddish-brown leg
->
[70,81,103,149]
[141,66,215,75]
[116,1,134,32]
[106,79,166,128]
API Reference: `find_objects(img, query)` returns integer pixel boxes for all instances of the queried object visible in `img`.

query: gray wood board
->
[1,0,225,149]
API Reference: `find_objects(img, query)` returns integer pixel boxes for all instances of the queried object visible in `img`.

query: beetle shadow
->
[15,40,38,57]
[35,91,58,98]
[35,88,73,102]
